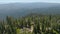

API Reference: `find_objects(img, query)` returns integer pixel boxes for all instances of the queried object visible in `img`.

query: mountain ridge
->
[0,2,60,19]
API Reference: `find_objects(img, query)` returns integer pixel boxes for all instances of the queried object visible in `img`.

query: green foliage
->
[0,15,60,34]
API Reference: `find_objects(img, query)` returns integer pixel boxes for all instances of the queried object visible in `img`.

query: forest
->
[0,14,60,34]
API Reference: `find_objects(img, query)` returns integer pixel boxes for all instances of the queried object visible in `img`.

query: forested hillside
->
[0,2,60,34]
[0,3,60,19]
[0,14,60,34]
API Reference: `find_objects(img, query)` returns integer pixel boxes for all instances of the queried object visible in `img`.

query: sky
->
[0,0,60,4]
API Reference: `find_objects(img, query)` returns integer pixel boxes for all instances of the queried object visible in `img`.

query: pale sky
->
[0,0,60,4]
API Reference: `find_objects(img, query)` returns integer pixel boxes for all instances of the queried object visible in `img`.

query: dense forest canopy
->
[0,14,60,34]
[0,2,60,34]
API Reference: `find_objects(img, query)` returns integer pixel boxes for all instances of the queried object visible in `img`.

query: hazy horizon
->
[0,0,60,4]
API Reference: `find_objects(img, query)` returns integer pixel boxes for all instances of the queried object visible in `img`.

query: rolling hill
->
[0,2,60,19]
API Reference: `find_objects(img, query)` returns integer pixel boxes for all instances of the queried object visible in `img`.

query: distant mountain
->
[0,2,60,19]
